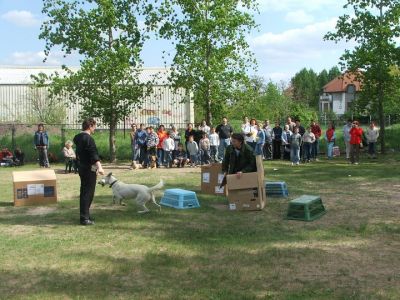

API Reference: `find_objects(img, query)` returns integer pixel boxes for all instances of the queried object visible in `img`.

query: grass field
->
[1,154,400,299]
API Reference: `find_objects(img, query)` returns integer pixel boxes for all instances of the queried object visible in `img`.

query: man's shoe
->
[80,219,95,226]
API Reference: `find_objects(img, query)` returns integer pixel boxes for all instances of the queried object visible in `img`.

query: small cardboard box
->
[226,156,266,211]
[201,163,226,196]
[12,170,57,207]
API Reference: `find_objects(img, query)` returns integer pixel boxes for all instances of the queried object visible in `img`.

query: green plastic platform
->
[287,195,326,221]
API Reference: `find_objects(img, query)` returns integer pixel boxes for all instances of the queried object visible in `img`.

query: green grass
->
[1,153,400,299]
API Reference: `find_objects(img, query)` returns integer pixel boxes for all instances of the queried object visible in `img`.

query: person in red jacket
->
[156,124,168,167]
[310,120,322,160]
[349,121,363,164]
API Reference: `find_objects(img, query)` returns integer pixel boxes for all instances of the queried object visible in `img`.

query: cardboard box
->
[226,155,266,211]
[12,170,57,207]
[201,163,226,196]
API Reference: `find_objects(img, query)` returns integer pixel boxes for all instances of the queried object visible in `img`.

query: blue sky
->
[0,0,352,82]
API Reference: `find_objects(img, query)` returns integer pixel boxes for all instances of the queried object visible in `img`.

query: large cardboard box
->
[12,170,57,207]
[201,163,226,196]
[226,156,266,211]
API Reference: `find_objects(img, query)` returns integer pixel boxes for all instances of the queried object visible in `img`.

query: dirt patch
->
[25,207,57,216]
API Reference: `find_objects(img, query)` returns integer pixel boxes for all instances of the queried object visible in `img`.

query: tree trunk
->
[109,119,117,163]
[378,84,385,154]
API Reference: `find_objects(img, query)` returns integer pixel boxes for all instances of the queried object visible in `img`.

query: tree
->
[325,0,400,153]
[39,0,155,162]
[327,66,341,81]
[158,0,258,125]
[291,68,320,108]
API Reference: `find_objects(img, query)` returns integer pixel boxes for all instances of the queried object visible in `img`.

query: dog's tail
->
[148,180,164,192]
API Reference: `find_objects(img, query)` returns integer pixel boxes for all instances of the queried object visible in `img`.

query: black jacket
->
[73,132,100,167]
[222,143,256,174]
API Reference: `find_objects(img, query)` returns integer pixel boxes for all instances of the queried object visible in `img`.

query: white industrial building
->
[0,66,194,128]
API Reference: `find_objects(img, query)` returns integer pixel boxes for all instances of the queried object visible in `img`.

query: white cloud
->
[285,10,314,24]
[258,0,346,13]
[6,51,65,66]
[1,10,41,27]
[250,18,356,81]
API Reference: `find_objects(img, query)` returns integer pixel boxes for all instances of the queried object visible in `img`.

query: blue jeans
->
[290,145,300,164]
[210,145,218,162]
[131,144,139,161]
[218,138,231,162]
[312,139,320,159]
[368,142,376,156]
[303,142,312,161]
[157,148,165,167]
[327,142,334,158]
[190,154,198,165]
[164,151,173,167]
[255,143,264,156]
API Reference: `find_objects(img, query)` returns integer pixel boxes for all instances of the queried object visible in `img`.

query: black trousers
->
[79,166,97,221]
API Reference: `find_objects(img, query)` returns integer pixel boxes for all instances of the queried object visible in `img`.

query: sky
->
[0,0,353,83]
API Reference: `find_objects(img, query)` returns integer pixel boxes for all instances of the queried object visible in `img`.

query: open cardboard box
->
[12,169,57,207]
[201,163,227,196]
[226,155,266,211]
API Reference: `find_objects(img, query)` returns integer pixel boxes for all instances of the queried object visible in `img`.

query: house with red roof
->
[319,72,362,115]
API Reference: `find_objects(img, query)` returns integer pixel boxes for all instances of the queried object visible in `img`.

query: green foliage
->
[38,0,156,161]
[158,0,258,125]
[324,0,400,153]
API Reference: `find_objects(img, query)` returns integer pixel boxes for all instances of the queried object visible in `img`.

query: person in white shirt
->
[198,119,210,135]
[343,119,352,160]
[302,127,316,162]
[162,133,175,168]
[242,118,258,151]
[366,121,379,158]
[208,127,220,162]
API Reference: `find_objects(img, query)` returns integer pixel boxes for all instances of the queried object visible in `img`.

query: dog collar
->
[109,180,118,188]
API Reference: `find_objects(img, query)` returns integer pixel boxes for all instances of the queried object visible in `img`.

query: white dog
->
[98,172,163,213]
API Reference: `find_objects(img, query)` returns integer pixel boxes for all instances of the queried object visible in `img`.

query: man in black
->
[216,117,233,162]
[222,133,256,178]
[73,118,104,225]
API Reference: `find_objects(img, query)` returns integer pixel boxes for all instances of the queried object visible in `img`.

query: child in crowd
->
[62,140,78,173]
[290,127,302,165]
[186,135,199,167]
[199,132,211,165]
[325,123,336,160]
[174,143,189,167]
[208,127,219,162]
[162,132,175,168]
[302,127,316,162]
[145,127,159,169]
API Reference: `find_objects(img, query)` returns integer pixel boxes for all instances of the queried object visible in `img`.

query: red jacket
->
[157,130,167,149]
[311,124,322,139]
[349,127,363,144]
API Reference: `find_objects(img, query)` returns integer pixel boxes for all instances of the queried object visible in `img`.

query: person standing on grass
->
[169,125,181,160]
[366,121,379,159]
[243,118,258,151]
[162,132,175,168]
[325,123,336,160]
[255,123,265,157]
[209,127,219,163]
[146,126,159,169]
[73,118,104,226]
[216,117,233,162]
[184,123,196,156]
[272,121,283,160]
[349,121,363,165]
[186,135,199,167]
[343,119,352,161]
[156,125,167,167]
[262,119,273,160]
[310,120,322,161]
[135,123,147,167]
[290,127,302,166]
[281,124,292,161]
[199,132,211,165]
[34,123,50,168]
[302,127,316,162]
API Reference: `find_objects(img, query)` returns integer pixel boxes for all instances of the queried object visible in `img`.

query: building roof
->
[323,72,362,93]
[0,66,171,85]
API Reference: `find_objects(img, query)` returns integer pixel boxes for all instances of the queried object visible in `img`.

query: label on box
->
[16,188,28,199]
[27,184,44,196]
[217,173,225,184]
[215,186,224,194]
[202,172,210,183]
[44,186,55,197]
[229,203,236,210]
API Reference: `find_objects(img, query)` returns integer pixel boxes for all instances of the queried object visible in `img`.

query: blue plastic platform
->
[160,189,200,209]
[265,181,289,197]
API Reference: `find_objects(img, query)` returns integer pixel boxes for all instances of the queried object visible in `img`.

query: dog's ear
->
[107,172,112,177]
